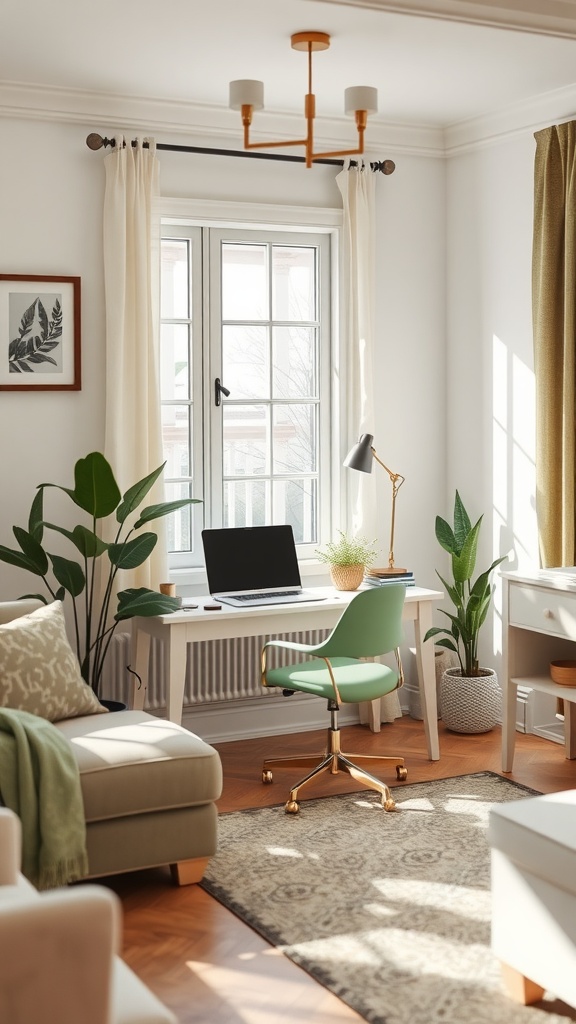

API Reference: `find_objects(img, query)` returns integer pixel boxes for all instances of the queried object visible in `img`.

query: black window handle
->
[215,378,231,407]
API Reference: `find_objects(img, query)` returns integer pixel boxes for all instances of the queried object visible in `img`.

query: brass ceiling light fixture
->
[229,31,378,169]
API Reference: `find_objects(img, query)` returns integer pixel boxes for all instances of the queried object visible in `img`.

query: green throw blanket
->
[0,708,88,890]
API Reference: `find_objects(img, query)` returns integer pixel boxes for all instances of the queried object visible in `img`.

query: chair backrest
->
[315,585,406,659]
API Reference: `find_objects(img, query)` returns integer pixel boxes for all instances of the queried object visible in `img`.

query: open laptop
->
[202,525,326,607]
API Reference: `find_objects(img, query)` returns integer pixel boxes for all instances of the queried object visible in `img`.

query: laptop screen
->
[202,525,302,595]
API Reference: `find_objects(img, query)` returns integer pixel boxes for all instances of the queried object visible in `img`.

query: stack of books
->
[364,567,415,587]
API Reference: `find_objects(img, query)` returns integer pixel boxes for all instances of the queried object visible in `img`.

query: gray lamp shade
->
[343,433,374,473]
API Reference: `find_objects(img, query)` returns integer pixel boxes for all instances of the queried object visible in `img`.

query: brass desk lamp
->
[344,433,407,574]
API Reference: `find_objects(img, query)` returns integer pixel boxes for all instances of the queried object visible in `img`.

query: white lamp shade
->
[344,86,378,116]
[229,80,264,111]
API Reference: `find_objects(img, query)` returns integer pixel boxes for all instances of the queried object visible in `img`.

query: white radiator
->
[101,628,330,711]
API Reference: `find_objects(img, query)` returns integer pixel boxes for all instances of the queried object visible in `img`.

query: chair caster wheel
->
[285,800,300,814]
[262,770,273,784]
[396,766,408,781]
[383,798,396,812]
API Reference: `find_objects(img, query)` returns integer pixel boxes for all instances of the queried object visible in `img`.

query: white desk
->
[502,569,576,771]
[131,585,443,761]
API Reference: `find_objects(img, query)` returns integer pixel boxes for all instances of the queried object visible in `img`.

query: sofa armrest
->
[0,885,119,1024]
[0,807,21,885]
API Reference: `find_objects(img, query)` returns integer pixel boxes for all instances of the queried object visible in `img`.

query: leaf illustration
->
[27,352,57,366]
[36,300,49,346]
[48,299,62,340]
[8,294,62,373]
[17,299,37,338]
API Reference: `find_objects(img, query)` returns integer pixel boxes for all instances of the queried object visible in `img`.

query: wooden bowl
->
[550,660,576,686]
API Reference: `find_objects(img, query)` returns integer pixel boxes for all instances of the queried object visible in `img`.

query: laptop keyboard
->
[233,591,297,602]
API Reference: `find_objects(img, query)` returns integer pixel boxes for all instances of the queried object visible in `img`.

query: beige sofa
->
[0,807,177,1023]
[0,600,223,884]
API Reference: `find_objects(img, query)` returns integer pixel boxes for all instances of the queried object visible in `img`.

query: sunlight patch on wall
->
[492,335,537,658]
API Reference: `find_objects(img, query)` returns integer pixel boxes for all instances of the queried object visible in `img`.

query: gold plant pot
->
[330,564,365,591]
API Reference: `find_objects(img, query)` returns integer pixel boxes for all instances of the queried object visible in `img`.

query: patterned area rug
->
[202,772,576,1024]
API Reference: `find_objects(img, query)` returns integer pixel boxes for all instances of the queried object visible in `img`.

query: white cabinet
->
[502,570,576,771]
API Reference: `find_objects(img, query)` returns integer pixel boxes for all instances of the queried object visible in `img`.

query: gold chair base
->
[262,725,407,814]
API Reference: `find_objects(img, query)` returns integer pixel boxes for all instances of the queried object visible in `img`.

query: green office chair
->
[261,584,407,814]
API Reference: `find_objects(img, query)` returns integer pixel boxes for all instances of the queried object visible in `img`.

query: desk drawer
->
[509,583,576,640]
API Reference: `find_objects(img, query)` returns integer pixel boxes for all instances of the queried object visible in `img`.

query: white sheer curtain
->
[103,136,166,589]
[336,160,401,725]
[336,160,378,540]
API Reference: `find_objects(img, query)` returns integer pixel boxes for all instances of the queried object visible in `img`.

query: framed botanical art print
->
[0,274,81,391]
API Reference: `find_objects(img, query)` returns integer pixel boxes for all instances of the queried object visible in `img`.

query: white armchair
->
[0,808,176,1024]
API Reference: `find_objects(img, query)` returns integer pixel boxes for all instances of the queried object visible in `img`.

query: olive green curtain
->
[533,121,576,568]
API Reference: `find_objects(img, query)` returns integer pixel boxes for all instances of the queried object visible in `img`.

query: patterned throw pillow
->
[0,601,108,721]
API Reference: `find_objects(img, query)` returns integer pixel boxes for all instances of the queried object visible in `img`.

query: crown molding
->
[310,0,576,39]
[0,80,445,159]
[445,80,576,153]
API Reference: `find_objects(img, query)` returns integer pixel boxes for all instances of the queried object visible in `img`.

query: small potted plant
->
[424,490,507,733]
[316,531,377,591]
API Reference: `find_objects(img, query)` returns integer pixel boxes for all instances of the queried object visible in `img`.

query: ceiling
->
[3,0,576,134]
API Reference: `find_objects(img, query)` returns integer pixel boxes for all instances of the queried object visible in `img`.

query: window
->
[160,224,333,569]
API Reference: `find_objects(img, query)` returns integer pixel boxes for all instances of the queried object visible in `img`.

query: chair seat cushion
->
[55,711,222,824]
[265,657,398,703]
[489,789,576,897]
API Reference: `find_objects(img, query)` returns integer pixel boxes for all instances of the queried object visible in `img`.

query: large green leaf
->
[52,452,121,519]
[435,516,456,555]
[452,518,482,583]
[116,463,166,525]
[12,527,49,575]
[108,532,157,569]
[28,489,44,543]
[134,498,201,528]
[434,637,459,655]
[453,491,472,552]
[44,522,109,559]
[423,625,451,643]
[115,587,181,620]
[19,593,49,604]
[436,572,462,611]
[49,554,85,597]
[0,543,43,574]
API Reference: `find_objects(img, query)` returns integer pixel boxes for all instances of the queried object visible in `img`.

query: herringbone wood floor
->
[106,718,576,1023]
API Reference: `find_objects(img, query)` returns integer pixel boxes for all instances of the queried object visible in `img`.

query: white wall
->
[0,114,446,608]
[446,130,539,672]
[0,119,106,599]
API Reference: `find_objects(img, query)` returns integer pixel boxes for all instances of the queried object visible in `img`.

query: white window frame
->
[160,197,343,581]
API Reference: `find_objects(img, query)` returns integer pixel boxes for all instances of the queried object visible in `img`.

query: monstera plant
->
[0,452,199,697]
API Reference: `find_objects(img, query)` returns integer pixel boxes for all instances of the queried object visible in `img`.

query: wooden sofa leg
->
[170,857,210,886]
[500,962,546,1005]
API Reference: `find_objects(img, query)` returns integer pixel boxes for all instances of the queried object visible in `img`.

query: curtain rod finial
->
[86,133,105,151]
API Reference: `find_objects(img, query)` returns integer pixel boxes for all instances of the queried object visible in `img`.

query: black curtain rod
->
[86,133,395,174]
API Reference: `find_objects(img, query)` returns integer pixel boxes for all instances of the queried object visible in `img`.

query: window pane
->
[273,326,316,399]
[160,324,190,400]
[273,479,317,544]
[272,246,316,322]
[273,405,316,474]
[162,405,190,477]
[223,405,269,476]
[223,326,269,400]
[222,243,267,321]
[223,479,268,528]
[165,481,193,553]
[161,239,189,319]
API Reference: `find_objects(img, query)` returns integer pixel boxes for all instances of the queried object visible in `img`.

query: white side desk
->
[131,585,443,761]
[502,569,576,771]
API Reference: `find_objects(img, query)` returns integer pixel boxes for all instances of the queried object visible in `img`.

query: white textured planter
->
[440,666,501,734]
